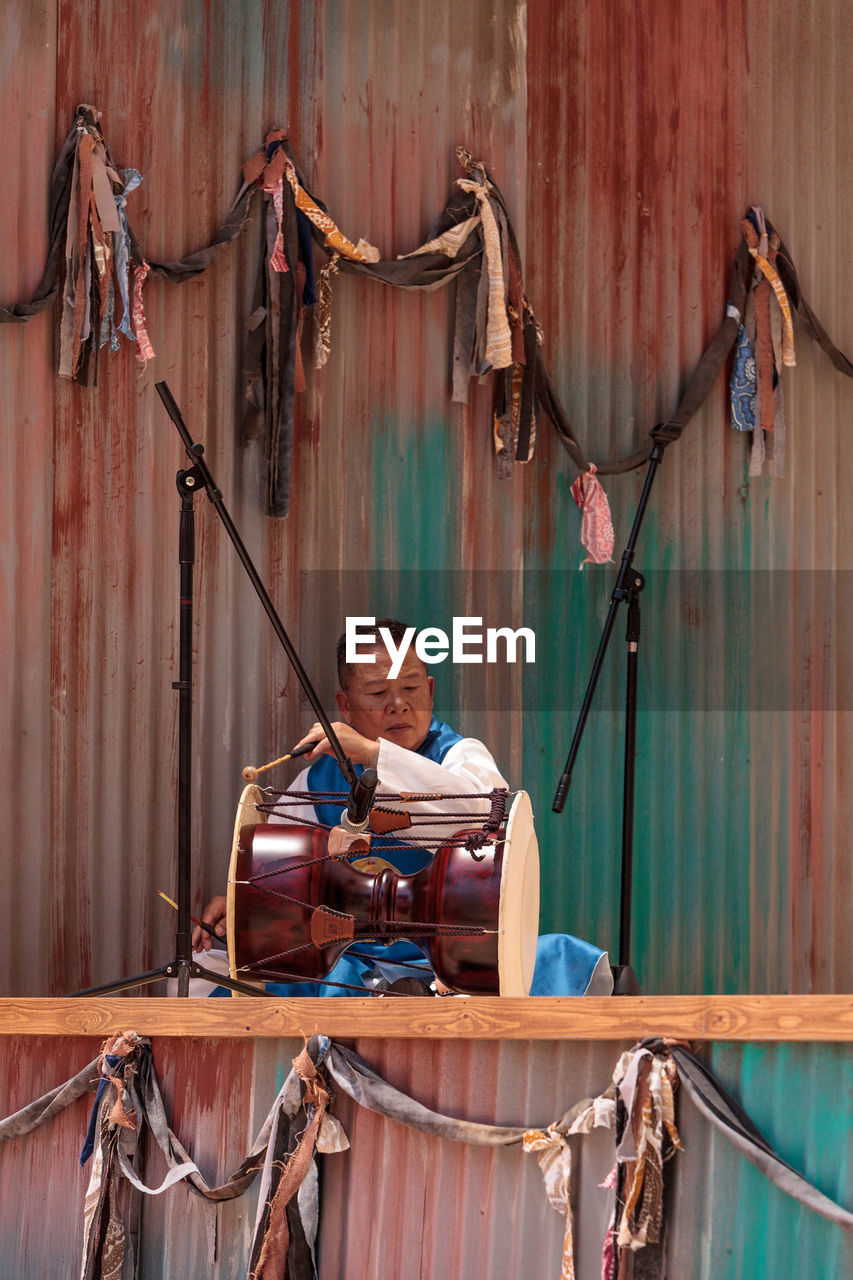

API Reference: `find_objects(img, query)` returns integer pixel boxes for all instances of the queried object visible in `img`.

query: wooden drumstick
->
[242,739,320,782]
[157,891,223,942]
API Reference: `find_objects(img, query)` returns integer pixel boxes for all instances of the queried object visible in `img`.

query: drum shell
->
[230,823,501,994]
[231,824,337,981]
[426,836,501,993]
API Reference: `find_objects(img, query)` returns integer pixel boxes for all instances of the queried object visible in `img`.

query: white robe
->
[279,736,509,843]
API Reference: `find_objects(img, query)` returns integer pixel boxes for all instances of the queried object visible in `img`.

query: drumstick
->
[242,739,320,783]
[157,890,225,942]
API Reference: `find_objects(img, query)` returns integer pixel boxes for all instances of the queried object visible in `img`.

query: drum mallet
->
[242,739,320,783]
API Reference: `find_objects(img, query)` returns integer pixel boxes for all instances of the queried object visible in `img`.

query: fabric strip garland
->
[3,1034,853,1280]
[4,108,853,535]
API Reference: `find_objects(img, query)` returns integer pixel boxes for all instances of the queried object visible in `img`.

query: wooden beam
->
[1,996,853,1041]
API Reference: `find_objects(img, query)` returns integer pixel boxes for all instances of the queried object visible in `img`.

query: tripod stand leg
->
[68,966,172,997]
[175,962,191,997]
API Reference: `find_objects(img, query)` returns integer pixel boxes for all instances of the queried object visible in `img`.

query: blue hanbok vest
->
[303,715,463,875]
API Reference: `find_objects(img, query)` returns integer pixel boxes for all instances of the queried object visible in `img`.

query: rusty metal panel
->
[524,0,853,995]
[524,0,756,990]
[1,0,329,994]
[318,1035,621,1279]
[0,1034,624,1278]
[2,0,531,997]
[280,0,531,785]
[0,0,852,1004]
[2,1035,853,1277]
[1,2,58,998]
[0,1037,90,1275]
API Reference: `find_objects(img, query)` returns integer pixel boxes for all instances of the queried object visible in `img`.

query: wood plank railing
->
[1,995,852,1040]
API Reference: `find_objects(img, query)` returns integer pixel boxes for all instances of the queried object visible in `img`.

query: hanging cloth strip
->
[571,464,615,567]
[313,251,340,369]
[456,171,513,370]
[728,303,756,433]
[730,207,794,477]
[0,109,88,322]
[239,132,381,515]
[601,1044,682,1280]
[523,1092,619,1280]
[44,106,147,385]
[648,1038,853,1233]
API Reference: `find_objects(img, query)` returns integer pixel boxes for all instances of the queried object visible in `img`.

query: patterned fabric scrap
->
[54,107,149,385]
[601,1044,681,1279]
[314,252,340,369]
[399,214,481,260]
[283,155,379,265]
[266,177,291,275]
[524,1127,576,1280]
[524,1092,617,1280]
[729,317,756,431]
[730,206,797,475]
[112,169,143,347]
[571,465,615,566]
[131,260,155,365]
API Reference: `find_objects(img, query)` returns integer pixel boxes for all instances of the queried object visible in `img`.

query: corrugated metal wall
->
[2,1034,853,1277]
[2,0,852,997]
[671,1040,853,1277]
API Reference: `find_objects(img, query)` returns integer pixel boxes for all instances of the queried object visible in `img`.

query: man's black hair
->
[336,618,418,690]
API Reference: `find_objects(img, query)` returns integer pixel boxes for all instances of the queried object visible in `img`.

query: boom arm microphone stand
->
[552,430,672,995]
[70,382,358,998]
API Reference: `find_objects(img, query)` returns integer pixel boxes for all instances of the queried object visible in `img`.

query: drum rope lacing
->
[254,786,510,854]
[234,878,499,939]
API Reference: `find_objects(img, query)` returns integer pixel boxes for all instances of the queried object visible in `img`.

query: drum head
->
[497,790,540,996]
[226,783,265,996]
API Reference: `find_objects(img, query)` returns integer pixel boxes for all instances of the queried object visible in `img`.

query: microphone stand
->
[553,432,671,995]
[69,383,359,997]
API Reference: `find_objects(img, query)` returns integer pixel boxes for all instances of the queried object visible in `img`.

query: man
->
[194,618,505,948]
[192,619,611,995]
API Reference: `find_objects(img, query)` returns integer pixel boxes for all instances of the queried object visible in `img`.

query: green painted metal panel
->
[670,1042,853,1277]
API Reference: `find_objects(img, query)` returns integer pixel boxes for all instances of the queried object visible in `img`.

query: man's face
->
[336,645,434,752]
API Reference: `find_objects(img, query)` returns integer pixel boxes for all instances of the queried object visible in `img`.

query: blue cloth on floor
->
[529,933,607,996]
[209,932,607,998]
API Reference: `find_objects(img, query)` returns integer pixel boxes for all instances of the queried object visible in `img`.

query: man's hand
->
[294,721,380,768]
[191,896,227,951]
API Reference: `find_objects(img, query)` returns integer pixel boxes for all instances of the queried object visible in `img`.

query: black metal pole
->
[619,575,643,967]
[69,463,266,997]
[552,436,669,993]
[173,470,199,995]
[553,439,666,814]
[70,428,333,998]
[154,380,357,787]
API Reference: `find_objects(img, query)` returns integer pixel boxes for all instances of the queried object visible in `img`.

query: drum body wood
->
[227,787,539,996]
